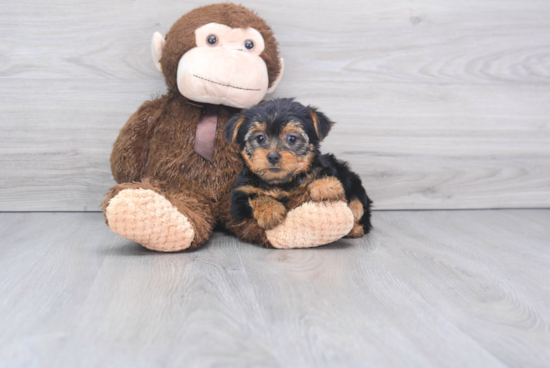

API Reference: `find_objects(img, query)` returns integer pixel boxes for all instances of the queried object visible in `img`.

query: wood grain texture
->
[1,210,550,367]
[1,0,550,210]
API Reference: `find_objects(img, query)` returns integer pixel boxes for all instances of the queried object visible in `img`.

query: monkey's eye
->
[286,135,297,145]
[244,40,254,50]
[207,35,218,46]
[256,134,266,144]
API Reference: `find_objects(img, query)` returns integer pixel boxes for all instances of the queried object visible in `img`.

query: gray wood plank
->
[1,0,550,211]
[1,79,549,210]
[1,210,549,367]
[2,0,549,84]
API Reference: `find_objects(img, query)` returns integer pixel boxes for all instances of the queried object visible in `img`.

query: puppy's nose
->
[267,151,281,165]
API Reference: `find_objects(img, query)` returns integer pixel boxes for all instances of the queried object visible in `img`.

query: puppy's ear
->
[224,114,246,144]
[308,107,334,141]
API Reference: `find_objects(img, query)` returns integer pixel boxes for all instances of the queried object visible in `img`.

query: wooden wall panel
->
[1,0,549,210]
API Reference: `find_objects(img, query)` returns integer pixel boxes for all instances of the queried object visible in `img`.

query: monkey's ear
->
[308,107,334,141]
[224,114,246,144]
[266,58,284,94]
[151,32,166,72]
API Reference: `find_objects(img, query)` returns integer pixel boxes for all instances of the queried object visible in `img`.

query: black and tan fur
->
[224,98,372,246]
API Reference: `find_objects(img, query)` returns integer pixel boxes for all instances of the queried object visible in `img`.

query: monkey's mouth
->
[193,74,261,92]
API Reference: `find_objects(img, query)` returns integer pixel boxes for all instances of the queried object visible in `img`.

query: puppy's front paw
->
[257,208,286,230]
[250,197,287,230]
[308,177,345,202]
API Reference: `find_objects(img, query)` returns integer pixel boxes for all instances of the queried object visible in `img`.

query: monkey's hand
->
[249,196,287,230]
[308,177,346,202]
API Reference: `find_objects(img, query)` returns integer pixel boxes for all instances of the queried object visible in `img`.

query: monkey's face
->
[177,23,269,108]
[153,21,283,109]
[241,121,315,184]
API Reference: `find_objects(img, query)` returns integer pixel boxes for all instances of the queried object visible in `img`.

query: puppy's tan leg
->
[250,196,287,230]
[308,176,346,202]
[345,198,365,238]
[219,193,272,248]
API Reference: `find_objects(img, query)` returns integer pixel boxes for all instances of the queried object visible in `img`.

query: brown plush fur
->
[104,95,244,249]
[103,4,283,249]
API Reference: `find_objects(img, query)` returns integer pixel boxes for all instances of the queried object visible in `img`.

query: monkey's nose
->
[267,151,281,165]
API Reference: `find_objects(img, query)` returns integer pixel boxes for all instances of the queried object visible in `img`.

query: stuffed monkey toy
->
[102,3,355,251]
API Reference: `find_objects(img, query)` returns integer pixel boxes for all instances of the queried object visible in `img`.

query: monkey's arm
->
[110,98,166,183]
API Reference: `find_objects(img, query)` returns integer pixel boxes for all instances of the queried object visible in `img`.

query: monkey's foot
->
[265,201,354,249]
[105,189,195,252]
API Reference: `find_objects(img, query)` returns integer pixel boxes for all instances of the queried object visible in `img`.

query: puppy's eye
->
[286,135,297,145]
[256,135,266,144]
[207,35,218,46]
[244,40,254,50]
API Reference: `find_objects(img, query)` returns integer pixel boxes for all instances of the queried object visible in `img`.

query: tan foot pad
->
[105,189,195,252]
[265,201,354,249]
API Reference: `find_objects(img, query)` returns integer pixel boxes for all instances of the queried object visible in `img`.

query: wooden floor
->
[0,210,549,367]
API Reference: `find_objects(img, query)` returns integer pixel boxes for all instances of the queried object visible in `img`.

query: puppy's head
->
[225,98,334,184]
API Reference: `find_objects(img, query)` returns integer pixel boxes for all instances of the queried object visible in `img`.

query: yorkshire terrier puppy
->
[224,98,372,247]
